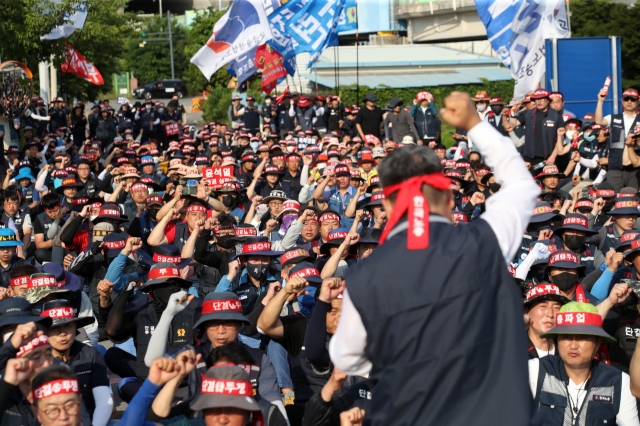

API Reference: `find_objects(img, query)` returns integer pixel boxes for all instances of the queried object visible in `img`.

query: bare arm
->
[595,88,609,126]
[156,186,182,221]
[313,173,332,201]
[257,277,307,340]
[147,209,174,247]
[245,158,268,199]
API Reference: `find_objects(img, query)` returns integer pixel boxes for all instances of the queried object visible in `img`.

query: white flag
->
[41,1,87,40]
[190,0,273,80]
[510,0,569,100]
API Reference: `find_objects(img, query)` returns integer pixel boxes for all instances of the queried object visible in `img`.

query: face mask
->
[265,99,272,105]
[216,235,236,249]
[583,133,596,143]
[158,108,165,114]
[564,234,586,251]
[145,105,151,110]
[287,146,295,153]
[250,141,260,151]
[317,162,327,169]
[470,160,481,167]
[490,105,503,114]
[489,183,501,193]
[89,215,98,222]
[246,261,268,280]
[3,331,13,343]
[148,209,158,221]
[550,272,577,292]
[297,285,316,317]
[222,195,236,208]
[152,283,182,308]
[566,130,577,140]
[476,103,487,112]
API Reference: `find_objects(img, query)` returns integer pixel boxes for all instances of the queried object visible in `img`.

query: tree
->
[570,0,640,87]
[180,8,231,94]
[123,14,187,87]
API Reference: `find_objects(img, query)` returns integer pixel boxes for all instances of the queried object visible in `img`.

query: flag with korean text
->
[267,0,306,76]
[60,44,104,85]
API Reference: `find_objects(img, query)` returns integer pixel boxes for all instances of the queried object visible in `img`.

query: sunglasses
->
[623,97,638,102]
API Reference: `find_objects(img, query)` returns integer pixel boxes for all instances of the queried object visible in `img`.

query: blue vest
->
[348,218,532,426]
[533,356,621,426]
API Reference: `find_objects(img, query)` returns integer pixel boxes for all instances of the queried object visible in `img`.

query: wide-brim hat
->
[262,165,285,176]
[189,365,262,413]
[536,166,565,180]
[91,203,129,224]
[55,178,84,194]
[21,285,75,305]
[41,299,96,329]
[138,244,191,269]
[13,168,34,181]
[38,263,82,292]
[540,302,615,343]
[232,237,283,261]
[530,202,562,224]
[607,197,640,216]
[288,262,323,284]
[364,93,378,102]
[544,250,586,278]
[320,228,349,255]
[0,229,24,247]
[141,262,193,291]
[0,298,52,329]
[280,248,313,268]
[23,142,43,152]
[552,214,598,236]
[263,190,288,203]
[194,292,251,329]
[357,227,381,245]
[523,283,570,308]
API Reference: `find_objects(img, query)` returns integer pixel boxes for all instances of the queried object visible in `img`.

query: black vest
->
[290,346,331,407]
[533,356,621,426]
[36,211,54,241]
[601,224,619,254]
[23,188,34,205]
[0,210,26,239]
[173,222,190,252]
[136,299,197,378]
[348,218,532,426]
[609,113,640,170]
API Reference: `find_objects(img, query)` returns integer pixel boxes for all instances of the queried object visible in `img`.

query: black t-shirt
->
[355,106,383,138]
[276,315,307,358]
[533,110,546,157]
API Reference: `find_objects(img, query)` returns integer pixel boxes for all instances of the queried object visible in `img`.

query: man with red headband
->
[329,92,540,425]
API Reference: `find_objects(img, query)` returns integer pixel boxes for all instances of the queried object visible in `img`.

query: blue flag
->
[226,46,259,86]
[335,0,357,34]
[474,0,524,70]
[268,0,305,76]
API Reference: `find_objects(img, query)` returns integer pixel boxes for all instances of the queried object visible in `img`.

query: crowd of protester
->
[1,84,640,426]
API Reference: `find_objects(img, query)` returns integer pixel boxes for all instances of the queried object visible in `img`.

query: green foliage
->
[123,14,187,87]
[180,8,231,95]
[570,0,640,87]
[203,85,232,125]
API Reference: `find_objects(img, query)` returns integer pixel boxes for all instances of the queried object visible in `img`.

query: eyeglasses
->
[38,402,80,420]
[269,201,283,207]
[623,97,638,102]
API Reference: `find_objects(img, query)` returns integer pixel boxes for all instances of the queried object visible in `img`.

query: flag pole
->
[356,6,359,106]
[333,46,337,92]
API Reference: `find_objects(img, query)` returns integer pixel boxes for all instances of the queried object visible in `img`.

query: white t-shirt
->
[528,358,640,426]
[603,113,638,137]
[534,346,555,358]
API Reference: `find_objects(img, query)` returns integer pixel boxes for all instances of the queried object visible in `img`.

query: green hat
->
[540,302,615,343]
[17,274,75,305]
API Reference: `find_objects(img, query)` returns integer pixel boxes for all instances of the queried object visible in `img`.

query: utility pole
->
[168,10,175,79]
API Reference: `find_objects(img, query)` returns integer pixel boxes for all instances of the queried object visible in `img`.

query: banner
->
[260,45,287,94]
[268,0,306,76]
[203,166,235,187]
[335,0,357,34]
[510,0,569,99]
[41,1,87,40]
[474,0,524,70]
[227,46,259,87]
[191,0,273,80]
[60,44,104,85]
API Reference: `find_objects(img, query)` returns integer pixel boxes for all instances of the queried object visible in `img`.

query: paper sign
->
[203,166,235,186]
[117,97,129,104]
[164,123,180,136]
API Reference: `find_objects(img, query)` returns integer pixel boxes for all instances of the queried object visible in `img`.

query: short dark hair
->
[10,264,37,279]
[217,214,236,230]
[41,192,61,210]
[3,185,21,203]
[378,145,442,188]
[298,206,320,218]
[31,364,78,405]
[206,341,255,368]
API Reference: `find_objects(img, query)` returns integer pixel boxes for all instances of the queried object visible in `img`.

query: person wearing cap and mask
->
[587,182,618,228]
[545,250,600,305]
[127,193,162,251]
[595,196,640,257]
[552,214,599,276]
[524,284,570,359]
[329,92,540,426]
[569,124,610,184]
[595,87,640,191]
[529,301,639,425]
[515,201,562,265]
[103,262,199,402]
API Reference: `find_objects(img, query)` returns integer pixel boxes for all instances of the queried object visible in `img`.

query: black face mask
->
[489,183,501,193]
[490,105,504,114]
[246,261,268,280]
[216,235,236,249]
[222,195,236,208]
[550,272,577,292]
[470,160,481,167]
[148,209,159,221]
[152,283,183,310]
[564,234,586,251]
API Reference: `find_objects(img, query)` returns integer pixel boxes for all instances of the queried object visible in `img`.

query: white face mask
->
[566,130,577,140]
[89,215,98,222]
[3,331,13,343]
[265,99,272,105]
[476,103,487,112]
[317,162,327,169]
[287,146,295,153]
[145,104,152,110]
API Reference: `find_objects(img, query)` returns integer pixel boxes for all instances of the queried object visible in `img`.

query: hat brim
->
[91,215,129,224]
[23,289,75,305]
[140,277,193,291]
[281,254,314,267]
[529,212,562,223]
[194,312,251,330]
[55,183,84,193]
[232,250,284,262]
[190,392,260,413]
[138,252,191,269]
[537,172,566,180]
[544,263,586,277]
[553,225,598,236]
[320,240,344,255]
[0,314,51,330]
[607,208,640,216]
[262,170,285,176]
[541,324,615,343]
[50,316,96,329]
[356,238,379,245]
[0,240,24,247]
[262,196,288,203]
[524,293,570,307]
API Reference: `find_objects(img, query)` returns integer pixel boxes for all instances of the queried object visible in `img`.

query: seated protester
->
[214,181,247,224]
[142,292,284,420]
[193,214,239,279]
[56,177,85,212]
[7,264,38,297]
[127,192,163,251]
[75,157,104,198]
[354,227,382,261]
[515,201,563,265]
[103,262,199,403]
[258,274,344,425]
[59,202,126,255]
[12,167,40,210]
[0,185,32,250]
[117,181,150,233]
[529,302,639,425]
[313,164,357,229]
[277,207,321,252]
[139,155,164,183]
[545,250,599,304]
[246,189,287,233]
[40,300,113,425]
[248,162,291,199]
[217,237,283,315]
[0,228,32,288]
[33,192,67,263]
[596,196,640,259]
[120,361,265,426]
[587,183,617,229]
[0,297,52,351]
[147,198,208,252]
[535,165,571,201]
[551,213,599,276]
[267,200,300,244]
[591,235,640,302]
[318,230,359,279]
[364,192,387,229]
[523,284,570,359]
[514,240,557,287]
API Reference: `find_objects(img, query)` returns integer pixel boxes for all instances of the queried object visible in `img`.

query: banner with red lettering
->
[60,44,104,85]
[203,166,235,186]
[260,45,287,94]
[164,123,180,136]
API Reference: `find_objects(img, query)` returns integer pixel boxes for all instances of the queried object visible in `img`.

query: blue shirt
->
[324,185,356,229]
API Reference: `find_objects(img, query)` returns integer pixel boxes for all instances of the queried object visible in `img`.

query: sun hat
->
[541,301,615,343]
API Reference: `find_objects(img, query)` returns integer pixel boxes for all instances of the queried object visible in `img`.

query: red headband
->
[131,183,148,192]
[41,306,75,320]
[187,205,207,214]
[289,267,320,280]
[98,208,120,217]
[153,253,183,264]
[17,335,49,358]
[235,227,257,237]
[103,240,126,250]
[242,242,272,254]
[562,216,588,228]
[555,312,602,327]
[574,200,593,209]
[319,213,340,223]
[28,275,57,289]
[201,378,252,396]
[148,267,180,280]
[596,189,616,198]
[526,284,561,300]
[10,276,29,287]
[202,299,243,314]
[379,173,451,250]
[32,379,79,400]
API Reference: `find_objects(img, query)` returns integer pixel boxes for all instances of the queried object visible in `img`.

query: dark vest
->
[173,222,190,252]
[601,224,619,254]
[290,346,331,407]
[36,211,54,241]
[609,113,640,170]
[348,218,532,426]
[0,210,27,239]
[533,356,621,426]
[136,300,196,378]
[23,187,34,205]
[78,176,96,197]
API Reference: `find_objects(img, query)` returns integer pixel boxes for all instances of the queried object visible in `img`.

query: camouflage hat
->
[19,273,75,305]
